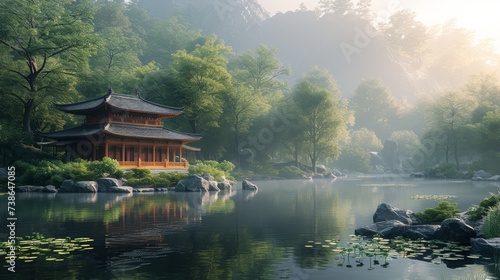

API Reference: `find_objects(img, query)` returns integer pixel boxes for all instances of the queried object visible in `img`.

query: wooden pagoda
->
[41,90,201,169]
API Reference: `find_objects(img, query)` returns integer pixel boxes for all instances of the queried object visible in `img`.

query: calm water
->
[2,177,500,280]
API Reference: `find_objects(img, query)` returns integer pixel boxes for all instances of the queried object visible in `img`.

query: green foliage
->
[467,193,500,221]
[87,157,124,179]
[335,146,373,173]
[127,168,152,179]
[415,201,460,223]
[14,158,122,187]
[483,204,500,238]
[188,160,235,181]
[278,166,306,179]
[126,172,187,188]
[424,163,463,179]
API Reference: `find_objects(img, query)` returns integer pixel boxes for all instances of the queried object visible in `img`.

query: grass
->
[483,204,500,238]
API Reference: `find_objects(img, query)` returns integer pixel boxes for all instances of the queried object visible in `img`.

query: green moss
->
[415,201,460,223]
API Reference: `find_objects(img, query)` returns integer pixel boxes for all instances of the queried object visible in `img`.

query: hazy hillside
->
[136,1,497,100]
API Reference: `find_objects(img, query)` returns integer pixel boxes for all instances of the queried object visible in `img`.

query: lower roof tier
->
[40,123,201,143]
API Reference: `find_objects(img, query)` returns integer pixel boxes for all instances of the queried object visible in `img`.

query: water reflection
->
[2,178,500,279]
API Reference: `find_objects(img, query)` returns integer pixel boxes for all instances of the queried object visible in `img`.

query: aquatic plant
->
[303,235,482,271]
[411,194,457,200]
[0,232,93,264]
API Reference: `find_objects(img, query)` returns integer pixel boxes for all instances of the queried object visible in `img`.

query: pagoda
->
[41,90,201,169]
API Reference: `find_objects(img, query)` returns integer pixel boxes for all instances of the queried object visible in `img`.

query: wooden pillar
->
[178,147,181,163]
[139,142,142,162]
[153,145,156,163]
[167,145,170,163]
[93,144,97,161]
[105,141,109,158]
[122,143,125,161]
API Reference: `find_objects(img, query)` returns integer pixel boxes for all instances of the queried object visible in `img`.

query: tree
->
[318,0,353,16]
[355,0,372,21]
[168,36,233,134]
[230,45,290,105]
[425,91,475,169]
[0,0,96,134]
[382,9,429,65]
[350,128,383,153]
[349,79,398,140]
[389,130,420,166]
[290,80,345,172]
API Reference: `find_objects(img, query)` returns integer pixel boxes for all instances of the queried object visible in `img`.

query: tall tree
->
[290,80,345,172]
[349,79,398,140]
[425,91,475,169]
[0,0,96,134]
[169,36,233,134]
[230,45,290,105]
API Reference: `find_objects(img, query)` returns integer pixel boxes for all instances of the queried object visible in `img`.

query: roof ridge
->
[55,93,107,108]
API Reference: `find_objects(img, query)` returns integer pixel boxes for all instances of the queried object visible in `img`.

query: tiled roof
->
[55,92,183,116]
[40,123,201,142]
[105,123,201,142]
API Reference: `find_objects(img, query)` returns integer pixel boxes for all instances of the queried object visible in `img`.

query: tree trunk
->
[23,98,35,133]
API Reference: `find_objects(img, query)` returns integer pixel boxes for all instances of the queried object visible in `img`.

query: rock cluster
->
[355,203,476,245]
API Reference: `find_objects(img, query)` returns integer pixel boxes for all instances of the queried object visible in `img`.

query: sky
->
[257,0,500,50]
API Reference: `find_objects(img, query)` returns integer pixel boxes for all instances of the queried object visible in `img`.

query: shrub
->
[126,172,187,188]
[483,205,500,238]
[279,166,305,179]
[415,201,460,223]
[88,157,123,179]
[188,160,235,181]
[467,192,500,221]
[126,168,151,179]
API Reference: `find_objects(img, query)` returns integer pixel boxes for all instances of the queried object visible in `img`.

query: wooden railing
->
[118,159,188,168]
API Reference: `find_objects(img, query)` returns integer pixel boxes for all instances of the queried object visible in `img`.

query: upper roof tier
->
[55,90,184,117]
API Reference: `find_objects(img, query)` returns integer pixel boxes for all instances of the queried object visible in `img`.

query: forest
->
[1,0,500,177]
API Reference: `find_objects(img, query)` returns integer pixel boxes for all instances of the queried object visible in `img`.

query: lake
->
[2,176,500,279]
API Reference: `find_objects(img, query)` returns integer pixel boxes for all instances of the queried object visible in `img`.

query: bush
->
[415,201,460,223]
[126,172,187,188]
[88,157,123,179]
[188,160,235,181]
[279,166,305,179]
[424,163,462,179]
[467,192,500,221]
[125,168,151,179]
[483,205,500,238]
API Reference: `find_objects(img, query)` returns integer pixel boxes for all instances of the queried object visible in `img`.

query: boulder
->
[242,180,258,191]
[17,185,44,192]
[175,174,209,192]
[474,170,493,179]
[487,175,500,181]
[355,220,440,240]
[133,188,156,193]
[59,180,98,193]
[316,165,328,174]
[42,185,58,193]
[435,218,476,245]
[471,238,500,258]
[107,186,133,193]
[373,203,419,225]
[202,173,215,182]
[410,172,425,178]
[325,172,337,179]
[217,179,233,191]
[97,177,122,192]
[355,220,406,237]
[208,180,221,192]
[395,225,441,240]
